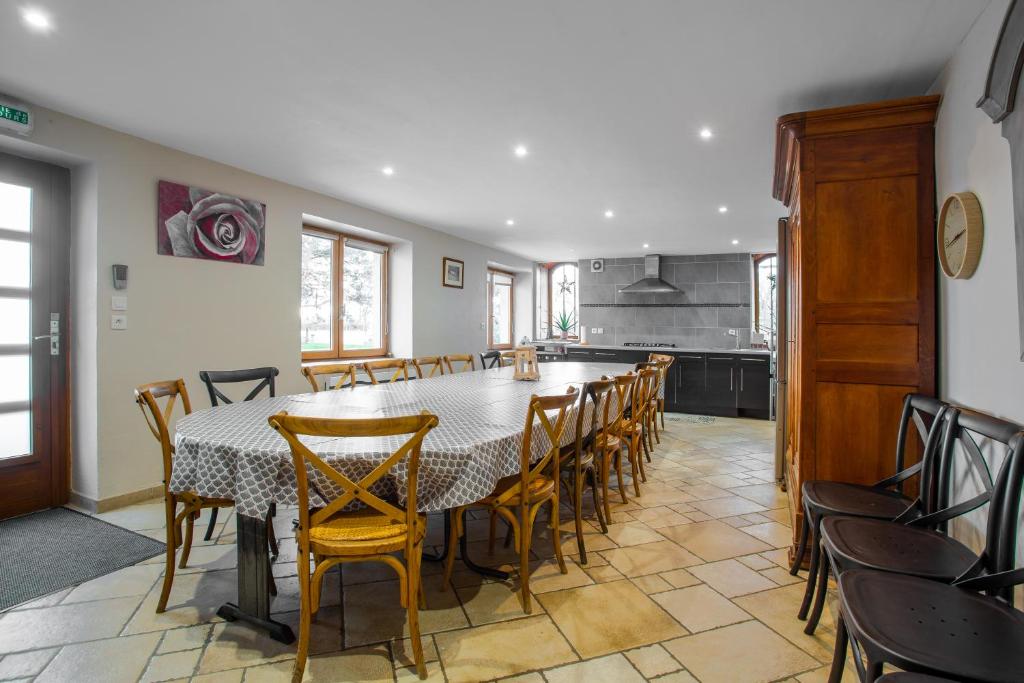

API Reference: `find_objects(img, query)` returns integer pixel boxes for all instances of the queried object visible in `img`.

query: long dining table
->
[170,360,632,642]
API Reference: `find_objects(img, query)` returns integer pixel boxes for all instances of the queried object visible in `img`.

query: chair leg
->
[550,499,567,574]
[178,511,196,569]
[157,496,178,613]
[789,511,810,576]
[203,506,219,541]
[828,615,850,683]
[601,452,613,521]
[573,470,587,564]
[640,427,652,467]
[797,516,821,620]
[407,546,427,679]
[589,468,608,534]
[659,399,666,430]
[615,451,629,503]
[804,550,830,635]
[629,437,642,495]
[520,505,533,614]
[293,541,312,683]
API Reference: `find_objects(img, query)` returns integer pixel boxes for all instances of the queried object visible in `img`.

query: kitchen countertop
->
[532,342,772,355]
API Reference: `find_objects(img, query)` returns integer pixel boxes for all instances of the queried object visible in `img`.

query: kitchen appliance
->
[617,255,681,294]
[621,342,677,348]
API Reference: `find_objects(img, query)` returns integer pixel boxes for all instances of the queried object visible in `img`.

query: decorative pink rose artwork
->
[157,180,266,265]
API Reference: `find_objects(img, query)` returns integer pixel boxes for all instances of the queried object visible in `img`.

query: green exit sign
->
[0,105,29,125]
[0,98,33,135]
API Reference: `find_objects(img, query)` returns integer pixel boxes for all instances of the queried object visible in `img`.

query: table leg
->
[216,513,295,644]
[421,509,510,580]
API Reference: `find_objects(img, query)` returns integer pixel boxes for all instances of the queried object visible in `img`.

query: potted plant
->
[553,311,575,340]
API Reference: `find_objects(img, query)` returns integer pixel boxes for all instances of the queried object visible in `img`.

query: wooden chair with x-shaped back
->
[269,410,439,682]
[647,353,675,442]
[443,353,476,373]
[363,358,410,384]
[441,386,577,613]
[412,356,445,379]
[301,363,359,392]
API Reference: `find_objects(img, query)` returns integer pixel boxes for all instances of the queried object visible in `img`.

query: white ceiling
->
[0,0,989,261]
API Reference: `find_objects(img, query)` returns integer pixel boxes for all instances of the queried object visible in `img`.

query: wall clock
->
[937,192,983,279]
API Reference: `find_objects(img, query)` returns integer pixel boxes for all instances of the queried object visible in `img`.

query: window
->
[301,228,388,359]
[753,253,777,346]
[548,262,579,338]
[488,269,514,349]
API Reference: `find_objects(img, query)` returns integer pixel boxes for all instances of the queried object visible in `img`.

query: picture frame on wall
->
[442,256,464,288]
[157,180,266,265]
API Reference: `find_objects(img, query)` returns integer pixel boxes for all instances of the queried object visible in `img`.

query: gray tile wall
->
[577,254,753,349]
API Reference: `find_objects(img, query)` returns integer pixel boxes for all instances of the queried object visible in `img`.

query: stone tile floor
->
[0,416,858,682]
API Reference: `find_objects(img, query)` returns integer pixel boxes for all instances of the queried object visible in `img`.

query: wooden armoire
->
[772,95,938,561]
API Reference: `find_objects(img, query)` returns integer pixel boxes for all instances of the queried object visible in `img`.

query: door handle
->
[730,368,734,391]
[741,367,745,391]
[34,334,59,356]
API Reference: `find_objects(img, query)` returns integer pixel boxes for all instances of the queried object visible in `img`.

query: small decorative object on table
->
[512,346,540,381]
[553,311,575,340]
[442,256,464,288]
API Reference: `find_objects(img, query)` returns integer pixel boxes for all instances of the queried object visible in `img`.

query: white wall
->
[0,107,533,505]
[929,0,1024,560]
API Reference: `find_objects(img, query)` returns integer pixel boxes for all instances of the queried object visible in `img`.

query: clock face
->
[937,192,983,279]
[942,196,967,273]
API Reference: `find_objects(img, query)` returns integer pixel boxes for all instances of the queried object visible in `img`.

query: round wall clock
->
[937,191,983,279]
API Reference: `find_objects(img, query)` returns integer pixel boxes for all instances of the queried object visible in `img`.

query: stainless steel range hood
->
[618,254,680,294]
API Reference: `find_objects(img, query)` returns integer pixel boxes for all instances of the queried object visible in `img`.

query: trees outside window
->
[488,269,514,349]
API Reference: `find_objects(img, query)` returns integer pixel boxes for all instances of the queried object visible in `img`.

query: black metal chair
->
[197,366,280,549]
[198,366,279,407]
[791,394,947,625]
[480,350,514,369]
[826,414,1024,682]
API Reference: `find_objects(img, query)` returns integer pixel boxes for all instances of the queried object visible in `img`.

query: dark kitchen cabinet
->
[705,355,738,416]
[737,356,771,419]
[670,353,706,413]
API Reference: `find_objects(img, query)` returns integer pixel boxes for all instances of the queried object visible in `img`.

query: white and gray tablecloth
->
[170,362,631,518]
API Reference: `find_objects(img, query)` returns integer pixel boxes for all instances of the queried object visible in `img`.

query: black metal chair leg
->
[204,506,219,541]
[797,517,821,620]
[790,512,810,576]
[804,550,830,635]
[828,615,849,683]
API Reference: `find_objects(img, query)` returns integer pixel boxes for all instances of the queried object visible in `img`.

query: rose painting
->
[157,180,266,265]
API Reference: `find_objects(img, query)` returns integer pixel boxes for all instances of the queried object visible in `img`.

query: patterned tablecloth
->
[171,362,632,518]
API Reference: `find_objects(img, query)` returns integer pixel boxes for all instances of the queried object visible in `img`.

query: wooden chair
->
[301,363,359,392]
[647,353,675,440]
[268,411,439,682]
[443,353,475,373]
[412,356,445,379]
[364,358,409,384]
[559,379,613,564]
[196,366,282,543]
[442,386,577,613]
[605,373,639,501]
[135,379,236,613]
[621,366,658,486]
[792,394,948,626]
[633,361,660,458]
[826,418,1024,682]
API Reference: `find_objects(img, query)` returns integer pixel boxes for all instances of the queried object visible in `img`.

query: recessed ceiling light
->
[513,144,528,158]
[22,7,52,31]
[718,205,728,213]
[381,166,394,176]
[604,210,615,218]
[643,243,650,249]
[699,127,713,140]
[506,219,515,226]
[731,239,739,245]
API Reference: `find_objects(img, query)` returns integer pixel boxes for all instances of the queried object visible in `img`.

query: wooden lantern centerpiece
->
[512,346,540,381]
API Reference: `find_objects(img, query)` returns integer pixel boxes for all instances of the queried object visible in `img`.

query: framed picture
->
[442,256,464,288]
[157,180,266,265]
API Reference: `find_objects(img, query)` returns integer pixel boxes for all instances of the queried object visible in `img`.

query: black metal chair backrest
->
[480,350,503,369]
[198,366,279,407]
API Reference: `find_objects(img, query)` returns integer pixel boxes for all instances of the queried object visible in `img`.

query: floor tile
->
[341,575,468,647]
[62,564,164,604]
[624,643,682,678]
[664,620,819,683]
[688,558,777,597]
[733,583,838,662]
[36,633,160,683]
[628,506,692,528]
[544,653,646,682]
[0,648,58,679]
[689,495,767,518]
[537,580,686,658]
[602,521,666,546]
[0,596,142,653]
[141,648,202,682]
[741,521,793,548]
[630,573,674,594]
[157,624,214,654]
[434,615,577,683]
[653,584,751,632]
[660,520,773,561]
[601,540,702,576]
[659,567,701,588]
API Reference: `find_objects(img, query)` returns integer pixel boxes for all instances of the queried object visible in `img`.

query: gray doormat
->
[0,507,165,611]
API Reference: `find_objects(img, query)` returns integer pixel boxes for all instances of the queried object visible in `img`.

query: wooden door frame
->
[487,268,515,349]
[0,150,71,517]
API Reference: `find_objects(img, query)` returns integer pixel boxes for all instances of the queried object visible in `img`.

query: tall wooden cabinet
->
[772,95,938,560]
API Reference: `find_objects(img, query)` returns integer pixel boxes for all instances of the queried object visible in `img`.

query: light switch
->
[111,314,128,330]
[111,295,128,311]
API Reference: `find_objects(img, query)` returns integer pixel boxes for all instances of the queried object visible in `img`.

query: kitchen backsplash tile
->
[578,253,753,349]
